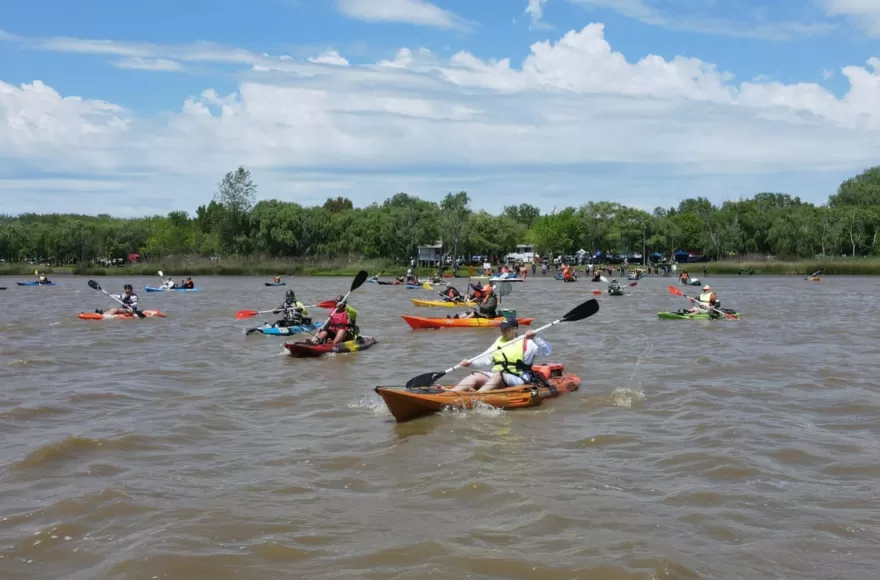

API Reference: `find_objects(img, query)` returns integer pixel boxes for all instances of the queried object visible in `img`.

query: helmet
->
[286,290,295,301]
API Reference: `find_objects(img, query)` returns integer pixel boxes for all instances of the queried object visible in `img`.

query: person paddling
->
[689,284,720,316]
[309,296,358,345]
[454,284,497,319]
[38,272,50,284]
[443,318,551,392]
[183,277,195,289]
[96,284,139,315]
[273,290,310,328]
[608,279,622,295]
[439,285,464,303]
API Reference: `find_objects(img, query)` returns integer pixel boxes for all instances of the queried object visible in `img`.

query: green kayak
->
[658,310,740,320]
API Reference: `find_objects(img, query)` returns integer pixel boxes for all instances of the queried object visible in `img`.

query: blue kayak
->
[265,282,286,286]
[145,286,200,292]
[17,281,58,286]
[256,323,320,336]
[406,285,423,289]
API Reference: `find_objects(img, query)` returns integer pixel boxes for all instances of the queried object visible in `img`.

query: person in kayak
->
[690,284,720,315]
[562,264,575,282]
[454,284,497,319]
[466,282,486,301]
[96,284,139,315]
[273,290,311,327]
[161,276,177,289]
[310,296,358,344]
[182,277,195,289]
[443,318,551,392]
[38,272,50,284]
[608,279,622,295]
[439,285,464,303]
[273,274,281,284]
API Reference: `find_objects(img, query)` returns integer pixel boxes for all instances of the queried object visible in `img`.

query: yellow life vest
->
[490,336,529,375]
[699,291,714,303]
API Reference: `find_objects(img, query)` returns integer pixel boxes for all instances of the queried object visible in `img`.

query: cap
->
[499,317,518,329]
[702,285,711,290]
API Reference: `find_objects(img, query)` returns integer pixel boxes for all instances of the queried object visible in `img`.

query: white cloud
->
[824,0,880,36]
[525,0,551,28]
[308,49,350,66]
[1,24,880,215]
[336,0,470,30]
[114,57,184,71]
[571,0,836,40]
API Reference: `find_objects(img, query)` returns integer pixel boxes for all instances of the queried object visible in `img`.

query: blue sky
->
[1,0,879,217]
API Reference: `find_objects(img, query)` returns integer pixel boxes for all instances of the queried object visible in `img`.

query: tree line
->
[2,165,880,266]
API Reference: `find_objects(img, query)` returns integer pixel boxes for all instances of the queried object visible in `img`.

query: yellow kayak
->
[411,298,478,308]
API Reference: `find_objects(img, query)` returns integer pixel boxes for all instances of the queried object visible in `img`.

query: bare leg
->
[446,372,489,392]
[331,329,348,344]
[476,373,506,392]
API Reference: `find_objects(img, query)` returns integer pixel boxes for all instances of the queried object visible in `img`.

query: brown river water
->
[1,273,878,579]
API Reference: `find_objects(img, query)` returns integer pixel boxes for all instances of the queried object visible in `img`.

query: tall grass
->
[68,257,404,277]
[690,258,880,276]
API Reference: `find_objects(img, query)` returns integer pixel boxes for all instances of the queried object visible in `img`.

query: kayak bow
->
[78,309,166,320]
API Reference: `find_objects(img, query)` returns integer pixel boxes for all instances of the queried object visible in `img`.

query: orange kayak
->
[401,315,534,329]
[77,309,165,320]
[374,364,580,422]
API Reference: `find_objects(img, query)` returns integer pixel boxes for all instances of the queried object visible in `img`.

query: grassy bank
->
[684,258,880,276]
[66,258,407,277]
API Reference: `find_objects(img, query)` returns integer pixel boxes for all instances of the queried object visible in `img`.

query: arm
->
[523,337,551,363]
[297,301,308,315]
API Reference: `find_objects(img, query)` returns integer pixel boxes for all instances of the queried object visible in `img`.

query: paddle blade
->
[88,280,101,291]
[158,270,164,277]
[351,270,369,292]
[133,308,146,319]
[406,371,445,390]
[235,310,259,319]
[599,276,609,283]
[667,285,683,296]
[561,298,600,322]
[592,290,602,295]
[628,282,638,287]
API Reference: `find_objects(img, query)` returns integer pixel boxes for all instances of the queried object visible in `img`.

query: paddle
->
[235,301,332,319]
[88,280,146,318]
[592,281,637,295]
[667,285,737,320]
[405,298,600,389]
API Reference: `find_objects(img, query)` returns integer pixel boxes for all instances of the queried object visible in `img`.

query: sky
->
[1,0,880,218]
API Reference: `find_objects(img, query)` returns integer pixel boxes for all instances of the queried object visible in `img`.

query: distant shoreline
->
[1,258,877,277]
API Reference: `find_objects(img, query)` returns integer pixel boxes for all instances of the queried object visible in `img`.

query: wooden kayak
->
[77,309,165,320]
[410,298,478,308]
[375,364,580,422]
[401,315,534,329]
[284,335,378,357]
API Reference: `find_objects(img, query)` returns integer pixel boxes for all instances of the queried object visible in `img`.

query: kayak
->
[255,323,320,336]
[681,278,700,286]
[608,290,624,296]
[145,286,200,292]
[489,276,524,282]
[376,280,401,285]
[657,310,740,320]
[401,315,534,329]
[374,364,580,422]
[17,281,58,286]
[77,309,166,320]
[265,282,286,286]
[406,285,423,289]
[807,277,820,282]
[411,298,478,308]
[284,335,378,357]
[627,274,642,280]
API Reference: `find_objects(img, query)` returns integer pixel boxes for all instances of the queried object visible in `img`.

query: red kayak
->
[284,335,378,357]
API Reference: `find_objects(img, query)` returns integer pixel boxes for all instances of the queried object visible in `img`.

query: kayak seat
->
[532,363,564,381]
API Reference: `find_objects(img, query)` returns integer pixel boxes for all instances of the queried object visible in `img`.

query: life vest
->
[121,292,137,305]
[699,291,716,304]
[328,309,350,331]
[490,336,530,375]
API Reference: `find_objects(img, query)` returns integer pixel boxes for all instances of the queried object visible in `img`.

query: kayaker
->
[273,274,281,284]
[608,279,622,295]
[161,277,177,289]
[690,284,719,315]
[467,282,486,301]
[456,284,497,319]
[97,284,139,315]
[310,296,358,344]
[562,264,574,282]
[439,285,464,303]
[183,277,195,289]
[443,318,551,392]
[272,290,310,327]
[38,272,49,284]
